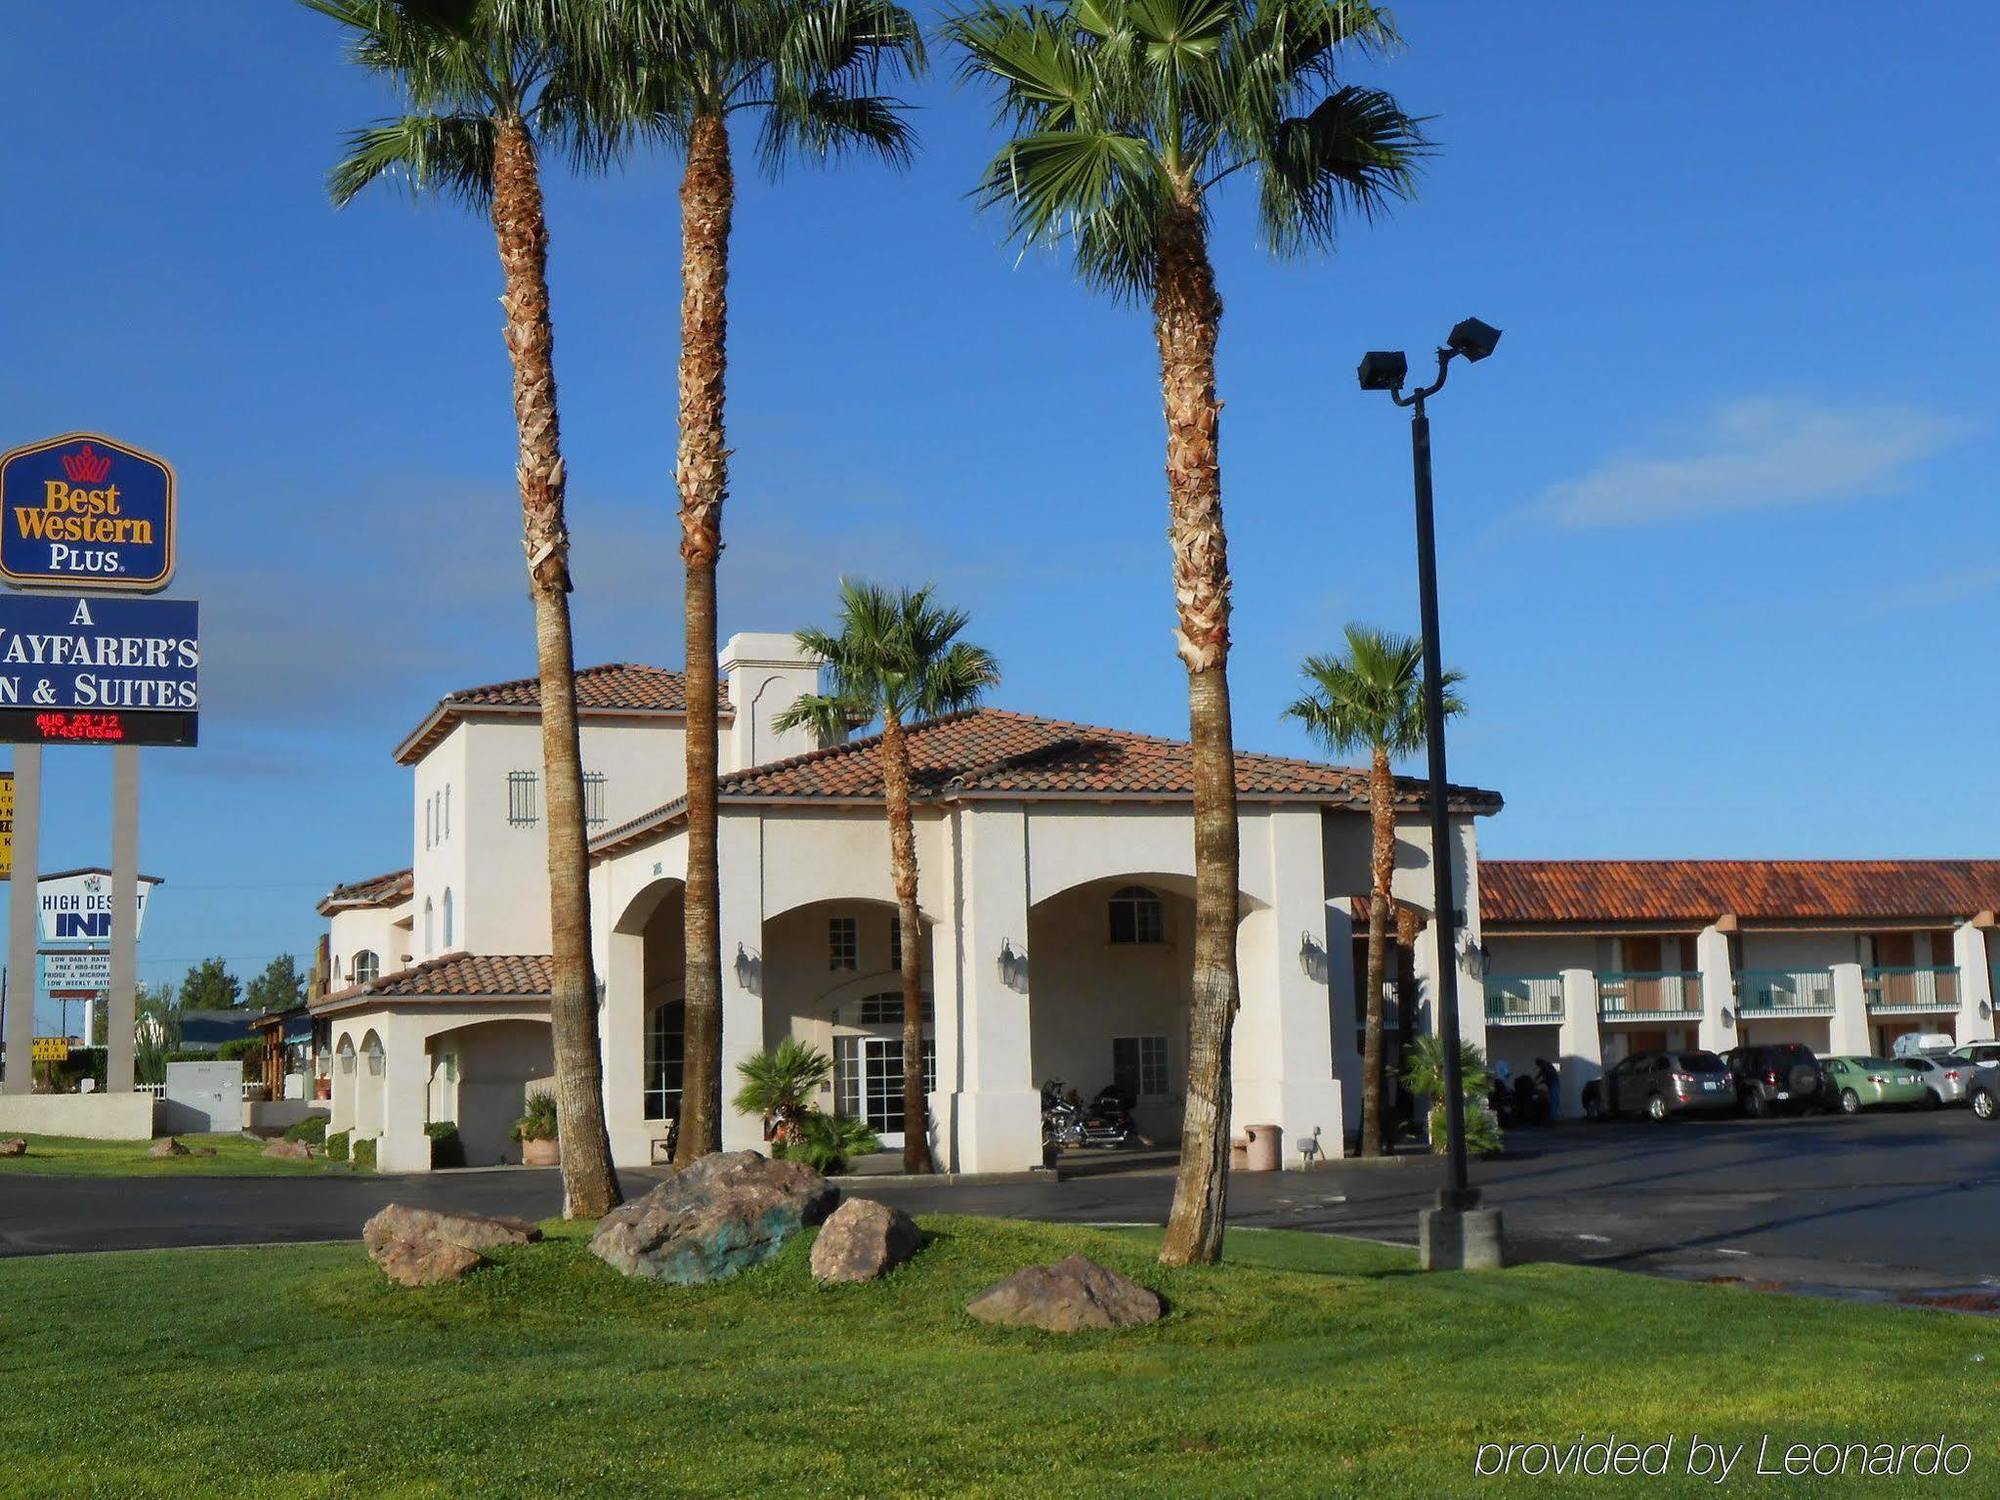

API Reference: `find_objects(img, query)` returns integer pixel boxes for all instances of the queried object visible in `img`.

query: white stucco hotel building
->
[314,632,1502,1172]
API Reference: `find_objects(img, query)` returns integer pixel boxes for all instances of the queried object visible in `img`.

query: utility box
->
[161,1060,240,1135]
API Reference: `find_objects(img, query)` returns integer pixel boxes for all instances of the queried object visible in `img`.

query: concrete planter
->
[521,1137,559,1167]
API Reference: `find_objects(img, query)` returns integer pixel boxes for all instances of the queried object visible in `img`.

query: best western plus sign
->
[0,432,177,592]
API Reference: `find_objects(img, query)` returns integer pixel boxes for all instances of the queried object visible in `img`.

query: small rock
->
[147,1138,190,1158]
[362,1204,541,1288]
[0,1139,25,1158]
[262,1138,315,1160]
[810,1197,922,1284]
[591,1150,837,1285]
[966,1254,1163,1332]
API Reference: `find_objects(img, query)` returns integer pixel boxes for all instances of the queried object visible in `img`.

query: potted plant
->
[512,1090,559,1166]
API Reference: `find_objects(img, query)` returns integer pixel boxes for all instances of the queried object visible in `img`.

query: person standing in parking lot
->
[1538,1058,1561,1120]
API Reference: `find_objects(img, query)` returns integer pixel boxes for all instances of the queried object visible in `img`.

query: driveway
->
[5,1110,1997,1298]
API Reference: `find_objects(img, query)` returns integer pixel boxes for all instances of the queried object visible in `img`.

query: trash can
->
[1244,1123,1283,1172]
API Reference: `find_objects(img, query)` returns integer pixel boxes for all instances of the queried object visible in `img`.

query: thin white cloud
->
[1541,397,1965,527]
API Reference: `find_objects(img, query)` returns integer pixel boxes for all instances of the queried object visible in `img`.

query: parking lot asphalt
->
[5,1109,1998,1299]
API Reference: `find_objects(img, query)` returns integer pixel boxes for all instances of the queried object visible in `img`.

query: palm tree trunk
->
[1154,201,1238,1268]
[1360,747,1394,1157]
[879,711,934,1173]
[490,116,620,1218]
[675,110,733,1167]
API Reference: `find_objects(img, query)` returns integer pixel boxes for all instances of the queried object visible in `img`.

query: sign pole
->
[4,747,40,1094]
[107,746,139,1093]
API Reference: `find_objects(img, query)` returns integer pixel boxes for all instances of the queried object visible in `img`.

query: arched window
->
[352,951,380,986]
[337,1037,356,1075]
[1108,886,1164,945]
[363,1032,385,1076]
[423,898,435,954]
[329,954,340,992]
[442,889,455,949]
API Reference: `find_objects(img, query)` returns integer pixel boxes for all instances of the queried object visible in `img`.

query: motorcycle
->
[1041,1079,1086,1150]
[1077,1083,1139,1148]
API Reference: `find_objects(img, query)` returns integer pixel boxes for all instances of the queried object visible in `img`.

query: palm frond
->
[1285,623,1463,760]
[328,112,498,207]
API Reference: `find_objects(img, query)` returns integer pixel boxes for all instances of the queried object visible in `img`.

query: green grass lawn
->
[0,1217,1993,1498]
[0,1132,345,1176]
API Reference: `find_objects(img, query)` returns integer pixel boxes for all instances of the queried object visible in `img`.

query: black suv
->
[1722,1043,1822,1117]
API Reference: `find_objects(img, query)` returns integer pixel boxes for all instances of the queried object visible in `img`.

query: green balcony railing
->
[1864,965,1959,1012]
[1484,974,1564,1024]
[1599,970,1703,1019]
[1735,968,1835,1013]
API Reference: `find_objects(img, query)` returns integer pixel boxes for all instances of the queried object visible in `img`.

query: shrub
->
[511,1090,558,1143]
[776,1111,880,1175]
[1402,1035,1504,1156]
[352,1137,377,1170]
[733,1039,833,1144]
[324,1129,350,1163]
[426,1121,466,1169]
[284,1115,328,1145]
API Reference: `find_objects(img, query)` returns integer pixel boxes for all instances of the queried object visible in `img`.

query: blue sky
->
[2,1,1995,1023]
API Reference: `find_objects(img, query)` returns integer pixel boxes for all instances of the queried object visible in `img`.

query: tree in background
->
[950,0,1426,1264]
[177,958,241,1011]
[246,955,310,1015]
[305,0,623,1217]
[775,582,1000,1172]
[570,0,925,1165]
[1286,626,1464,1157]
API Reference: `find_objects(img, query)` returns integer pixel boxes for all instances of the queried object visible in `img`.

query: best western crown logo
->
[0,431,177,592]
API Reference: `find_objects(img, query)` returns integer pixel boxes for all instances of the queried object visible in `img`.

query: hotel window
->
[1108,886,1165,945]
[442,784,450,840]
[423,897,434,954]
[829,916,858,971]
[855,992,934,1026]
[584,771,608,828]
[889,914,902,972]
[442,889,454,949]
[351,951,380,986]
[507,771,539,827]
[1112,1035,1169,1098]
[424,794,434,850]
[645,1002,686,1121]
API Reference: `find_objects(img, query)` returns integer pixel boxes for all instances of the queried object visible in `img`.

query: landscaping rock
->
[810,1197,921,1284]
[147,1138,190,1158]
[591,1150,837,1285]
[0,1139,24,1157]
[362,1204,542,1288]
[966,1255,1163,1332]
[262,1138,315,1160]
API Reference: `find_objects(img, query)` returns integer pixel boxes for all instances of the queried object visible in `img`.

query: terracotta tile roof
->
[594,707,1501,860]
[394,664,731,764]
[1482,860,2000,926]
[316,867,413,915]
[312,951,552,1013]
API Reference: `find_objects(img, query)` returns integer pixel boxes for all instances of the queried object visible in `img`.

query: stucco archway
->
[355,1029,386,1140]
[424,1017,554,1166]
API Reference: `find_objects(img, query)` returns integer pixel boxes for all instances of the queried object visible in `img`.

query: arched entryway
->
[424,1017,554,1166]
[609,878,687,1155]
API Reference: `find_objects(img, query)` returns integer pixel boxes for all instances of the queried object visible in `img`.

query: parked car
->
[1722,1042,1822,1116]
[1584,1050,1737,1121]
[1968,1068,2000,1121]
[1818,1055,1930,1114]
[1898,1054,1971,1107]
[1956,1041,2000,1070]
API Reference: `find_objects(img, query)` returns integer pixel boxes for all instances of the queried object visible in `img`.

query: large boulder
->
[966,1255,1163,1332]
[262,1138,314,1161]
[147,1138,189,1158]
[0,1139,25,1157]
[590,1150,836,1285]
[363,1204,541,1288]
[810,1197,922,1284]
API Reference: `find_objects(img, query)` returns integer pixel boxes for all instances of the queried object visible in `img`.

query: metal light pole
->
[1358,318,1501,1215]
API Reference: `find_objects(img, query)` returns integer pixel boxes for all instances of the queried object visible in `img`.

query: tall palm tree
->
[569,0,924,1165]
[772,582,1000,1173]
[305,0,621,1217]
[949,0,1426,1264]
[1286,625,1463,1158]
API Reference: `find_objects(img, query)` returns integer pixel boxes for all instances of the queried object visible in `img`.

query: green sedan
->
[1819,1056,1930,1114]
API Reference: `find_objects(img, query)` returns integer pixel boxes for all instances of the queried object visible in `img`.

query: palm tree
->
[1285,626,1464,1159]
[732,1037,835,1145]
[773,582,1001,1172]
[304,0,621,1217]
[569,0,924,1165]
[949,0,1426,1264]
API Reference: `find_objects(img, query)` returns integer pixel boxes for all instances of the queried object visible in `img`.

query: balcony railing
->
[1599,970,1703,1019]
[1864,965,1960,1012]
[1484,974,1564,1024]
[1735,968,1835,1014]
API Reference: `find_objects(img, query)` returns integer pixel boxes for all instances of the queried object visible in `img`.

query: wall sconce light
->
[1982,1000,1992,1020]
[998,939,1029,993]
[734,943,763,996]
[1720,1006,1735,1030]
[1454,930,1491,980]
[1298,931,1328,984]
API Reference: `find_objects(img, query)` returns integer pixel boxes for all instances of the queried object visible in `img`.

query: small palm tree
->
[949,0,1427,1266]
[774,582,1001,1173]
[1286,626,1464,1159]
[572,0,925,1168]
[1402,1034,1501,1157]
[732,1037,835,1145]
[304,0,621,1217]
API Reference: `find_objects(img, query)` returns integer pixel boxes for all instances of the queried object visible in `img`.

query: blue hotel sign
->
[0,594,198,747]
[0,432,177,592]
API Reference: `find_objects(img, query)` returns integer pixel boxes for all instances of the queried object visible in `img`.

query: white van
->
[1891,1032,1957,1059]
